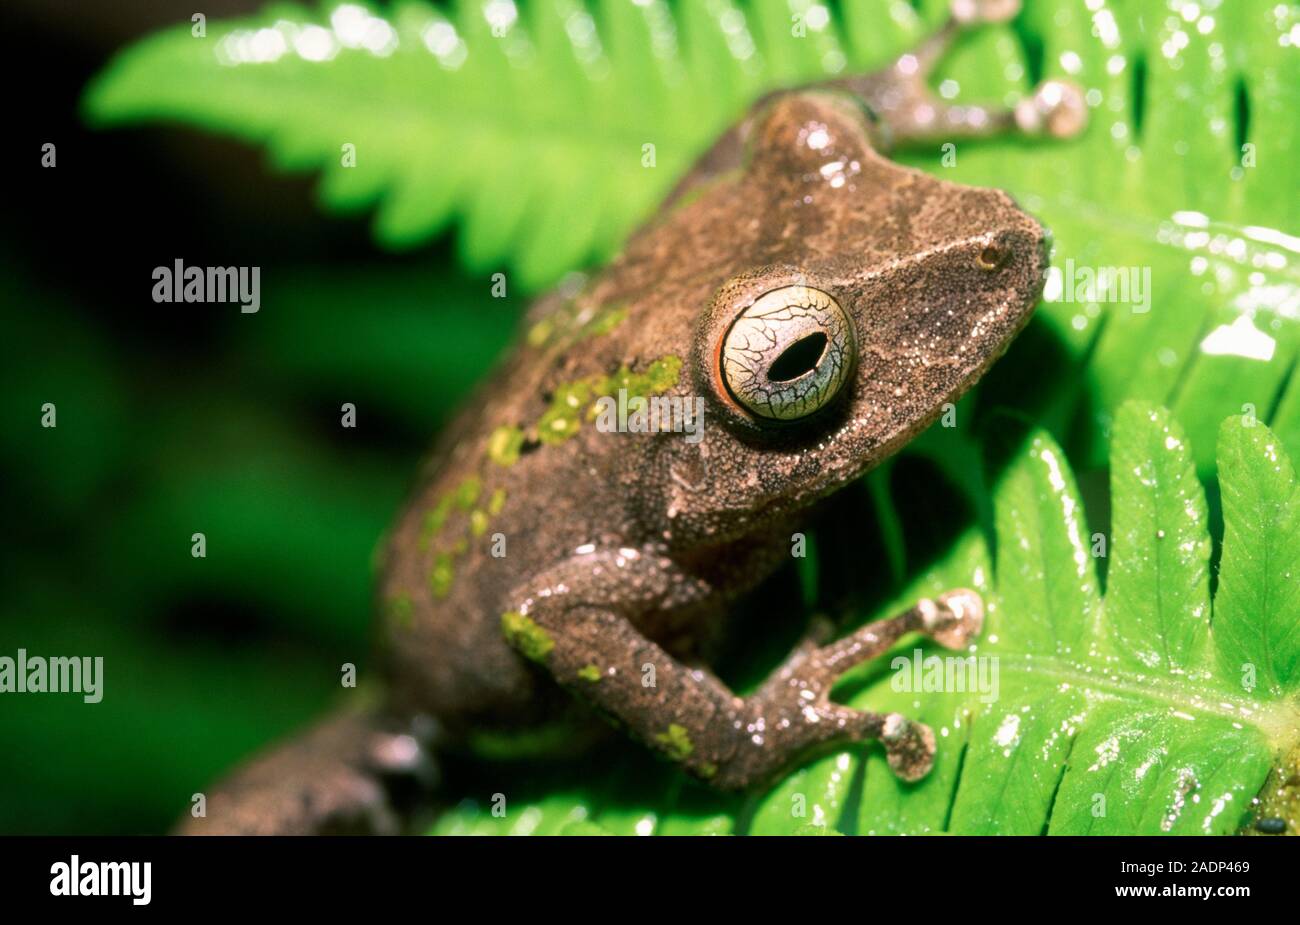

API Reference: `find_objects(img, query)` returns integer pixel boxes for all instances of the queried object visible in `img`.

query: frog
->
[179,0,1086,835]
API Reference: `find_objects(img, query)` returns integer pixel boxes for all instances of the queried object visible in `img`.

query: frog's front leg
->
[745,589,984,781]
[844,0,1087,144]
[502,549,982,789]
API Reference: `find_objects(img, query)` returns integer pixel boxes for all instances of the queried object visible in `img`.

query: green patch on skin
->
[539,355,684,443]
[501,611,555,662]
[454,475,481,510]
[577,664,603,683]
[487,424,525,466]
[538,378,597,445]
[419,496,454,550]
[698,762,718,779]
[387,595,414,628]
[419,478,478,553]
[429,553,455,599]
[417,477,504,599]
[579,304,628,338]
[600,355,682,397]
[422,356,679,594]
[526,317,555,347]
[529,301,626,349]
[654,723,694,761]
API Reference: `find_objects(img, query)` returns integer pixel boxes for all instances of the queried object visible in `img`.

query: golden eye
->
[720,285,855,421]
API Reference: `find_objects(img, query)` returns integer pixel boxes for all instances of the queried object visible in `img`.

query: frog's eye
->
[720,285,855,421]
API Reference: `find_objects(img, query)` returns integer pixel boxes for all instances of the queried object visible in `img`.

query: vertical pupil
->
[768,332,828,382]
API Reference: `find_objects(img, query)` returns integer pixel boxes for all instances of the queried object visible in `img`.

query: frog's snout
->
[1028,220,1053,298]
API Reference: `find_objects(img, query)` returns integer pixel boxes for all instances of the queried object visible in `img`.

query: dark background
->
[2,0,523,833]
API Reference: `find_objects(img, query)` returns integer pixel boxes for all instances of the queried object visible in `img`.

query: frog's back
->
[375,276,669,731]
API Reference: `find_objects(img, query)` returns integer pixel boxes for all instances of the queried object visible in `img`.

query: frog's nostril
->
[768,332,828,382]
[977,245,1007,270]
[1036,228,1053,269]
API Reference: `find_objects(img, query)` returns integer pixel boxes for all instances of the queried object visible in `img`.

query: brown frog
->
[181,0,1085,834]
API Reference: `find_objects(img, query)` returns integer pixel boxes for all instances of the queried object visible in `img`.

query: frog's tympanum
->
[181,0,1085,834]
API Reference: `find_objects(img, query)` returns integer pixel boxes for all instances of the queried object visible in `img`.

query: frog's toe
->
[881,714,936,782]
[922,588,985,650]
[951,0,1020,25]
[1017,79,1090,139]
[367,729,440,789]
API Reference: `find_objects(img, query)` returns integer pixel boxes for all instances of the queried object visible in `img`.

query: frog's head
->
[635,91,1048,547]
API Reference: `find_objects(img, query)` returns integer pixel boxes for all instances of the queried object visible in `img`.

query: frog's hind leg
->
[174,709,442,835]
[845,0,1088,146]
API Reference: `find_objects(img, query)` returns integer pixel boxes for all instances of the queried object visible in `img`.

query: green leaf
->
[846,406,1291,836]
[979,1,1300,475]
[1214,415,1300,698]
[1105,402,1212,675]
[430,403,1300,835]
[83,0,742,291]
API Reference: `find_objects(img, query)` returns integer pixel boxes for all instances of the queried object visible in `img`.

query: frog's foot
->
[952,0,1021,25]
[846,0,1088,145]
[882,713,938,781]
[795,705,937,782]
[910,0,1022,75]
[740,668,938,785]
[811,589,985,673]
[725,591,984,786]
[1011,79,1089,139]
[920,588,985,650]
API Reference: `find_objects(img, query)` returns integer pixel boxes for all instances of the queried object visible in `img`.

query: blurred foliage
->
[0,0,1294,832]
[0,256,520,832]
